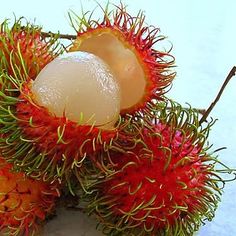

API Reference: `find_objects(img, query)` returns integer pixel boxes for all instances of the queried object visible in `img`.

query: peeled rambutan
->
[68,3,176,114]
[0,156,60,235]
[81,101,231,236]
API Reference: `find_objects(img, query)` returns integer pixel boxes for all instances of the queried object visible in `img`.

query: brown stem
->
[199,66,236,124]
[195,108,206,115]
[41,31,77,40]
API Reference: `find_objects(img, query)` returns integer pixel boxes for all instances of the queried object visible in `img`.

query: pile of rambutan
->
[0,3,235,236]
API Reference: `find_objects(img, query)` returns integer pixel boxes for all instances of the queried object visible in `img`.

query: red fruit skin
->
[69,4,176,114]
[0,28,56,80]
[0,157,60,235]
[97,123,211,232]
[14,84,117,177]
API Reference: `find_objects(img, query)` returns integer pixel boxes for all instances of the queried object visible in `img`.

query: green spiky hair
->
[68,2,176,115]
[76,101,235,236]
[0,18,120,192]
[0,74,119,192]
[0,17,62,80]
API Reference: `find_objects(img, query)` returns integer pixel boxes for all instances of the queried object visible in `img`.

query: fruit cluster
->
[0,4,234,236]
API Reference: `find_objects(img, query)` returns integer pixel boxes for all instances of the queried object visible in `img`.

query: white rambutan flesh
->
[32,51,121,129]
[70,32,146,110]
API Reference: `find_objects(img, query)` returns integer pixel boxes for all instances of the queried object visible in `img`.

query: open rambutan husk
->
[68,3,176,115]
[0,156,60,236]
[77,100,234,236]
[0,80,119,192]
[0,27,120,191]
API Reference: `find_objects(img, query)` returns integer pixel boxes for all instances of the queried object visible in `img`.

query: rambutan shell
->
[0,157,60,235]
[69,4,175,114]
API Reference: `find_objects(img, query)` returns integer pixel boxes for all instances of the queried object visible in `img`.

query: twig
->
[199,66,236,124]
[183,108,206,115]
[41,31,77,40]
[194,108,206,115]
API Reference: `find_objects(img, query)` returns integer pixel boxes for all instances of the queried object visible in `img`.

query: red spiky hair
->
[0,53,119,191]
[0,156,59,235]
[0,74,118,189]
[82,102,227,235]
[69,3,175,114]
[0,18,61,80]
[0,18,120,189]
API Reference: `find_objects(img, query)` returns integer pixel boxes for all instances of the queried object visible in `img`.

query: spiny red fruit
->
[102,126,208,231]
[84,103,223,235]
[12,83,117,178]
[31,51,121,129]
[69,3,175,114]
[0,79,118,185]
[0,18,60,80]
[0,157,60,235]
[0,28,119,187]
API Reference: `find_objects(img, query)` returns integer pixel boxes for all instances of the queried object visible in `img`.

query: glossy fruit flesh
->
[32,51,121,129]
[69,30,146,111]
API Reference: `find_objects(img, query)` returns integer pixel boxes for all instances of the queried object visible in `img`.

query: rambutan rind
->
[0,18,61,80]
[0,27,120,191]
[0,77,118,188]
[68,3,176,114]
[0,156,60,236]
[78,101,234,236]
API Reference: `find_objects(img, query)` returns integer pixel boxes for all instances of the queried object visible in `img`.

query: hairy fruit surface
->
[0,80,118,186]
[0,18,60,80]
[82,102,226,236]
[0,22,119,188]
[69,4,175,114]
[0,157,59,235]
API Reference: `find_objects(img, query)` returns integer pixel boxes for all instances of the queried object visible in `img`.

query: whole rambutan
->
[0,156,60,235]
[0,18,61,80]
[81,101,232,236]
[68,3,176,114]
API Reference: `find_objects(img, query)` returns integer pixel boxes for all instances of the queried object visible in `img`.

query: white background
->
[1,0,236,235]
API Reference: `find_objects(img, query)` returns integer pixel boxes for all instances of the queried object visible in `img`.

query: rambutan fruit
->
[0,49,121,188]
[0,18,61,80]
[80,101,232,236]
[0,156,60,235]
[31,51,121,129]
[68,3,176,114]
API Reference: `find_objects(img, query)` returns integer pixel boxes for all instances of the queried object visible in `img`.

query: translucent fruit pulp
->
[32,51,121,129]
[69,31,146,111]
